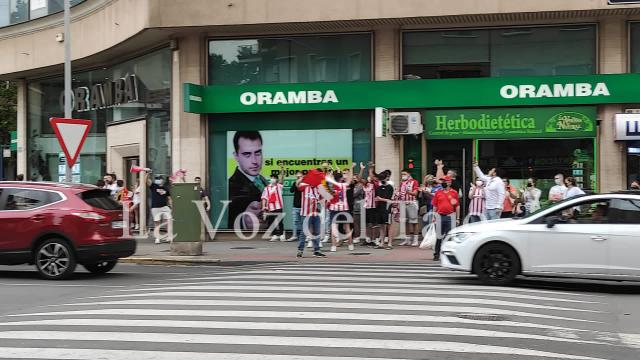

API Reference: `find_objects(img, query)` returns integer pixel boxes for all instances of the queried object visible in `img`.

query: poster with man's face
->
[226,129,352,229]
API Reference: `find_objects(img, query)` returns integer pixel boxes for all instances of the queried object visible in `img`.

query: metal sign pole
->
[64,0,72,183]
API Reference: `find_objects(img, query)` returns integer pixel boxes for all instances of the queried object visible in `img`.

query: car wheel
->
[35,239,77,280]
[472,243,521,286]
[84,260,118,274]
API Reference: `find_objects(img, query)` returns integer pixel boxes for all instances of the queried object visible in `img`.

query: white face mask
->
[555,179,563,186]
[270,178,277,185]
[154,179,163,185]
[475,181,483,187]
[401,175,409,181]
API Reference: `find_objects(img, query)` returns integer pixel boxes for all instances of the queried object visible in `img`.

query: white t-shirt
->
[548,185,567,202]
[565,186,585,199]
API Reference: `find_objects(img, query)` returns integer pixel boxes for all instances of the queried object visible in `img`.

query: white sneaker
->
[269,235,279,242]
[322,236,330,243]
[318,241,323,248]
[154,238,161,244]
[134,224,139,230]
[411,238,419,247]
[398,239,410,246]
[353,238,360,244]
[287,236,297,242]
[306,241,313,248]
[374,239,381,246]
[279,235,287,241]
[348,244,355,251]
[384,237,389,244]
[330,245,337,252]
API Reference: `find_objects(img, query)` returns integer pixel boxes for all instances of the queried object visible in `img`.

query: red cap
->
[441,176,452,182]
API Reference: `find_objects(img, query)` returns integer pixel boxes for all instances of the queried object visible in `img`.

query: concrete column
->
[374,27,401,183]
[16,79,27,179]
[598,17,627,192]
[172,34,206,180]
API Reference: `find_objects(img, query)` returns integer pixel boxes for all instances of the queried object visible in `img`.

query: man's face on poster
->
[234,137,263,177]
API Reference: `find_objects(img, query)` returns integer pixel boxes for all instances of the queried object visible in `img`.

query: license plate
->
[111,221,125,229]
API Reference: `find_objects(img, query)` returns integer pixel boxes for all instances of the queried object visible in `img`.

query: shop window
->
[208,34,372,85]
[403,25,595,79]
[27,48,171,184]
[630,23,640,73]
[0,0,85,28]
[478,138,596,202]
[9,0,27,24]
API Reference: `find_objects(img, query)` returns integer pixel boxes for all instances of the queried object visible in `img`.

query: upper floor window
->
[208,34,372,85]
[0,0,85,28]
[403,25,596,80]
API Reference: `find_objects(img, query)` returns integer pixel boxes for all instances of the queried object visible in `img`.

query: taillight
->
[71,212,106,221]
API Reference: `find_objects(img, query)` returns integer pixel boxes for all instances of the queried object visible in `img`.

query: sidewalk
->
[121,237,438,265]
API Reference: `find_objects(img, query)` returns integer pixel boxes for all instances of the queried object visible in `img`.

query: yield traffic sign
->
[49,117,93,168]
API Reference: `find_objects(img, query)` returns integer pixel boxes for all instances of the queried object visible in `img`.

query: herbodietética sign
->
[184,73,640,114]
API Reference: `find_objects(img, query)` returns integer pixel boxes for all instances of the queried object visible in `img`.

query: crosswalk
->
[0,262,638,360]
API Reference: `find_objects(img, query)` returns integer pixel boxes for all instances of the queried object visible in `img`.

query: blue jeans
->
[298,215,321,252]
[486,209,501,220]
[292,207,302,240]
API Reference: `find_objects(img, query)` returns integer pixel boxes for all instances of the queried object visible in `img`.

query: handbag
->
[420,223,437,249]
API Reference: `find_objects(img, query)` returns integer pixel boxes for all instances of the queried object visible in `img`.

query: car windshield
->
[79,189,122,211]
[521,194,589,219]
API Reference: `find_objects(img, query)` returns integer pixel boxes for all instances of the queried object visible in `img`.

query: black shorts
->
[365,208,377,224]
[375,206,390,225]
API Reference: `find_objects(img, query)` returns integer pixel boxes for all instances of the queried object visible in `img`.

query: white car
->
[440,192,640,285]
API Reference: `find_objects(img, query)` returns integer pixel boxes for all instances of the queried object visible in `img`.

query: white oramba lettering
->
[553,84,574,97]
[257,92,273,104]
[575,83,592,97]
[322,90,339,103]
[519,85,536,98]
[240,92,257,105]
[592,82,610,96]
[500,85,518,99]
[272,92,287,104]
[307,91,323,103]
[287,91,306,104]
[535,84,553,98]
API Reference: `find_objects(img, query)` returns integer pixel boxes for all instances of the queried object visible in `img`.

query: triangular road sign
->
[49,118,93,168]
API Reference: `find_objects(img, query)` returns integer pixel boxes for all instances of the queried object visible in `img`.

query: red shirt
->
[299,184,320,217]
[261,183,284,211]
[329,183,349,212]
[432,188,460,215]
[399,178,419,202]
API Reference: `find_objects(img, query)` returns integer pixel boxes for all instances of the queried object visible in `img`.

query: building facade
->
[1,0,640,227]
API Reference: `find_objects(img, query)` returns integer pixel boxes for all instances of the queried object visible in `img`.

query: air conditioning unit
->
[388,112,423,135]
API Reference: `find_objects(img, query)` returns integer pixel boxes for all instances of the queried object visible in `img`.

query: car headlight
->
[446,232,475,244]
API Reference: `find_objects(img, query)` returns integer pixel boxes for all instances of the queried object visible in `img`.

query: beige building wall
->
[105,120,146,180]
[599,17,628,192]
[171,35,206,181]
[374,27,401,183]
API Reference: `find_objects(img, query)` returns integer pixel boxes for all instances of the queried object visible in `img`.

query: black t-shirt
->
[375,182,394,212]
[150,183,170,208]
[290,182,302,208]
[346,182,355,212]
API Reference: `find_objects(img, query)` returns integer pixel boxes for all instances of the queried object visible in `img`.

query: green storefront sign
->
[10,131,17,151]
[185,73,640,114]
[424,106,597,139]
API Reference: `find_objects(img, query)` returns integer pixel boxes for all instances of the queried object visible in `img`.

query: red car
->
[0,182,136,279]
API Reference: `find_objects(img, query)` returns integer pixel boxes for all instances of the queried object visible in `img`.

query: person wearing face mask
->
[431,176,460,261]
[549,173,567,203]
[148,174,173,244]
[261,167,286,242]
[289,171,304,242]
[523,178,542,215]
[468,179,486,223]
[373,170,395,249]
[473,162,506,221]
[328,171,355,252]
[397,170,420,246]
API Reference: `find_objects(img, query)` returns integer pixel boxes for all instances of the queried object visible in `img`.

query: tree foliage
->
[0,81,17,146]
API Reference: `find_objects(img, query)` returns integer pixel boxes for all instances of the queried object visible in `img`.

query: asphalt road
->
[0,262,639,360]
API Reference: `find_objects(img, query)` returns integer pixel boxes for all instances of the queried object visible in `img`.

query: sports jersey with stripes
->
[469,187,486,215]
[398,178,419,202]
[299,184,320,217]
[328,182,350,211]
[363,181,378,209]
[261,183,284,211]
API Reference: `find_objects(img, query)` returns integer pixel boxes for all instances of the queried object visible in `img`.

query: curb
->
[120,256,222,266]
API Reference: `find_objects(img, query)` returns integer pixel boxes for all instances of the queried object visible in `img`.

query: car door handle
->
[591,236,607,241]
[31,215,45,222]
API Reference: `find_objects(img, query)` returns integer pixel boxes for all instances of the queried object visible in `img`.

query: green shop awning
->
[184,73,640,114]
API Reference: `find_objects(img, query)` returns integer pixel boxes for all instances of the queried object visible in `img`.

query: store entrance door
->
[427,140,473,217]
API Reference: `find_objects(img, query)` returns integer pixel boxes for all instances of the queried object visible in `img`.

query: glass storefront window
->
[0,0,85,27]
[630,23,640,73]
[208,34,372,85]
[403,25,596,79]
[27,48,171,184]
[478,138,596,201]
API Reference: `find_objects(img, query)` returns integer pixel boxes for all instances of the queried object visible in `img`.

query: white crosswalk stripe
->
[0,263,633,360]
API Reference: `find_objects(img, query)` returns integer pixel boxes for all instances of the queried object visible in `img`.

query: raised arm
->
[435,160,445,180]
[473,162,491,182]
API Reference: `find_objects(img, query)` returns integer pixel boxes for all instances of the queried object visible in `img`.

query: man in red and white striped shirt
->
[328,172,354,252]
[468,179,487,223]
[261,173,285,242]
[358,163,379,246]
[397,169,421,246]
[296,181,326,258]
